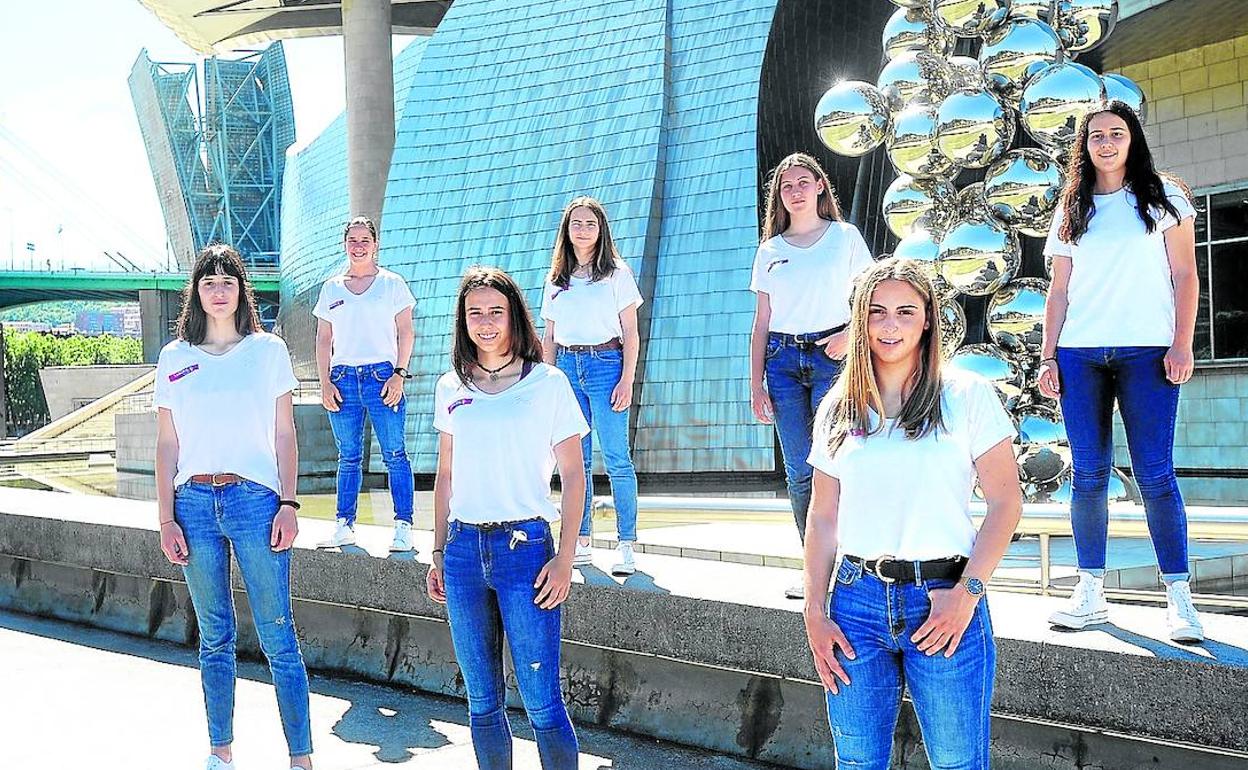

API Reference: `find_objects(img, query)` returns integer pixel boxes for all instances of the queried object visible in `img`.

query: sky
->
[0,1,402,272]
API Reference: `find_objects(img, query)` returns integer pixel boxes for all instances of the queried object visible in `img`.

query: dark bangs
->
[175,244,262,344]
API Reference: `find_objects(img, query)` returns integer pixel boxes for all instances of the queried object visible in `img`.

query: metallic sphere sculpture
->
[888,103,959,178]
[1102,73,1148,123]
[948,343,1025,410]
[936,88,1017,169]
[1054,0,1118,53]
[947,56,986,93]
[883,7,956,60]
[882,175,957,239]
[877,50,953,110]
[987,277,1049,358]
[937,215,1021,296]
[1019,61,1106,152]
[889,0,928,7]
[980,18,1064,105]
[932,0,1013,37]
[1016,406,1071,484]
[815,81,892,157]
[1008,0,1057,23]
[983,148,1064,237]
[939,297,967,359]
[894,228,960,299]
[956,181,990,220]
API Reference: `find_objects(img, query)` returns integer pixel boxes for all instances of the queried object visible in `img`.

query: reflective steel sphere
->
[936,215,1021,296]
[948,343,1025,409]
[816,80,893,157]
[882,174,958,239]
[939,297,967,359]
[947,56,986,93]
[980,18,1064,105]
[877,50,953,110]
[883,7,956,60]
[894,228,959,298]
[936,88,1017,169]
[1016,405,1071,484]
[932,0,1013,37]
[1019,61,1106,152]
[888,103,960,178]
[983,148,1064,237]
[1009,0,1056,22]
[1102,72,1148,124]
[988,277,1049,358]
[1054,0,1118,53]
[957,181,989,220]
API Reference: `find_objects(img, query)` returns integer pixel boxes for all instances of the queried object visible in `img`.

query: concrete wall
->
[38,365,154,422]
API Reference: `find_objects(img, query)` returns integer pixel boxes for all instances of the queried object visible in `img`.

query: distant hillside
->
[0,301,138,327]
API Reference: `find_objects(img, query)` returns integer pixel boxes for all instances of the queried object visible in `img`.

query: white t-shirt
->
[313,268,416,366]
[1044,180,1195,348]
[154,332,299,494]
[807,370,1016,560]
[749,221,875,334]
[433,363,590,524]
[539,263,644,346]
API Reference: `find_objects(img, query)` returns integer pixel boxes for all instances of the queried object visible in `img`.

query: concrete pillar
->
[343,0,395,226]
[0,323,8,439]
[139,289,182,364]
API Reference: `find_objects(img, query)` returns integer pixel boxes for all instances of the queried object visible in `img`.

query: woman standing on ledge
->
[427,266,588,770]
[541,196,643,577]
[803,258,1021,770]
[1038,101,1204,642]
[749,152,874,599]
[155,244,311,770]
[314,216,418,553]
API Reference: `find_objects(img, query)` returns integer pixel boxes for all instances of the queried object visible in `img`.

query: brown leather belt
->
[188,473,246,486]
[560,338,622,353]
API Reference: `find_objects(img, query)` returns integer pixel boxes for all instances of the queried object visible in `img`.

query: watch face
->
[964,577,985,596]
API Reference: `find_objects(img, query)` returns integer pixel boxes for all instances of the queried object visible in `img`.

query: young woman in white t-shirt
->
[749,152,875,599]
[426,266,588,770]
[803,258,1021,770]
[313,216,417,553]
[540,196,643,577]
[1037,101,1204,642]
[154,245,312,770]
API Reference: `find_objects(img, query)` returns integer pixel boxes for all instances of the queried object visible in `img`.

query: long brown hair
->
[547,196,623,289]
[175,244,262,345]
[820,257,944,456]
[761,152,843,242]
[450,266,544,386]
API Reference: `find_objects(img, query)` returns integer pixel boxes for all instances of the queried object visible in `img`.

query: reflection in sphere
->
[947,56,985,94]
[988,277,1049,358]
[1019,61,1106,152]
[980,18,1064,106]
[948,343,1025,410]
[888,103,959,178]
[1016,405,1071,484]
[889,0,928,7]
[816,81,893,157]
[935,89,1017,169]
[957,182,989,220]
[984,148,1064,237]
[939,298,967,359]
[883,7,957,60]
[1009,0,1057,23]
[882,175,957,239]
[877,50,952,110]
[1102,73,1148,124]
[1054,0,1118,54]
[932,0,1012,37]
[895,229,959,299]
[937,215,1022,296]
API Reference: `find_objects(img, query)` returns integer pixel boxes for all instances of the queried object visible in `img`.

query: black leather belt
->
[845,554,967,584]
[560,338,622,353]
[770,324,847,346]
[461,517,544,531]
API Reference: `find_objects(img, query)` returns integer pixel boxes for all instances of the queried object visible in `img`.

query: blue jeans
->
[1057,346,1190,579]
[327,361,414,525]
[825,559,995,770]
[555,347,638,542]
[175,479,312,756]
[765,331,843,541]
[443,519,578,769]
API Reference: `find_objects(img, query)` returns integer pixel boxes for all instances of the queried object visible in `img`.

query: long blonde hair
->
[760,153,843,242]
[821,258,945,456]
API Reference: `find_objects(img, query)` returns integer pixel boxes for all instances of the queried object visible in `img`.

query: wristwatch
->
[394,367,411,379]
[960,576,986,600]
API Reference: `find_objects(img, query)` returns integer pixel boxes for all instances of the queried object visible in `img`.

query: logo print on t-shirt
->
[328,299,345,310]
[447,397,473,414]
[549,287,567,301]
[766,258,789,273]
[168,364,199,382]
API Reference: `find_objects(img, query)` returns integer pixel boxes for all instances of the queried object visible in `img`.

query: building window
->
[1194,188,1248,361]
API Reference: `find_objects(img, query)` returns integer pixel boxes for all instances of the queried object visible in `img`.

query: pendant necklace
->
[479,354,516,382]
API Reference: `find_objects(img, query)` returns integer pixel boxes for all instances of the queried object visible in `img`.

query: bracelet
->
[279,499,301,510]
[1040,357,1057,365]
[159,520,176,527]
[431,548,444,556]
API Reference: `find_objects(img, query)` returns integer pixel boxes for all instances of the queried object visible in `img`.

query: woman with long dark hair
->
[803,258,1021,770]
[155,244,312,770]
[1038,100,1204,641]
[750,152,875,599]
[426,266,588,769]
[540,196,643,576]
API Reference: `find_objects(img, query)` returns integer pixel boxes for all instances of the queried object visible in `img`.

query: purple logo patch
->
[447,397,473,414]
[168,364,199,382]
[766,258,789,273]
[328,299,345,310]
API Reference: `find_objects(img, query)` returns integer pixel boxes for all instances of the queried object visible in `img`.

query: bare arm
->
[155,408,188,566]
[1164,216,1198,384]
[271,392,299,550]
[381,308,415,407]
[1036,255,1072,398]
[750,292,774,424]
[611,304,640,411]
[533,434,585,609]
[802,469,856,693]
[316,319,341,411]
[426,431,453,604]
[542,321,558,365]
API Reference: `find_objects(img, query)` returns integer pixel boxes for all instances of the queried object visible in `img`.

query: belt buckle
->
[868,555,897,584]
[211,473,232,487]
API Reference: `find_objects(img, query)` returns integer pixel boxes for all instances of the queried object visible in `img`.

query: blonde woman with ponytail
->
[802,258,1021,770]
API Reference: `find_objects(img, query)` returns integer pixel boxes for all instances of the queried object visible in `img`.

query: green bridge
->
[0,270,281,310]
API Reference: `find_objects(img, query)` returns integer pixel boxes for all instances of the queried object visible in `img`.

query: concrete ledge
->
[1,489,1247,768]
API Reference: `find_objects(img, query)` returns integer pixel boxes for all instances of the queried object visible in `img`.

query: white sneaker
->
[611,541,636,577]
[205,756,235,770]
[784,583,805,600]
[573,540,593,566]
[390,521,415,552]
[1165,580,1205,642]
[317,517,356,548]
[1049,572,1109,629]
